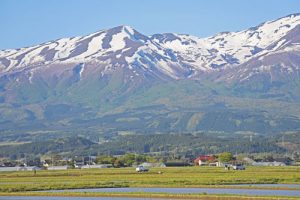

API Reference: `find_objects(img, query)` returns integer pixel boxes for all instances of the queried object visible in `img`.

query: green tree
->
[113,158,124,167]
[123,154,135,166]
[135,154,147,164]
[219,152,233,163]
[96,155,115,164]
[67,160,76,169]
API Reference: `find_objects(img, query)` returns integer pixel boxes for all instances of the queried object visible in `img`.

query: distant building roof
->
[47,166,68,170]
[140,162,166,168]
[194,155,215,162]
[252,162,286,166]
[81,164,112,169]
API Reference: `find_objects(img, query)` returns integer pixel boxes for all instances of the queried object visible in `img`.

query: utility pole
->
[282,135,288,157]
[134,151,137,166]
[89,154,91,167]
[52,155,54,168]
[281,136,288,157]
[24,153,27,167]
[249,135,253,157]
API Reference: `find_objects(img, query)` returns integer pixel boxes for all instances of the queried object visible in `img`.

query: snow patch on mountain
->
[79,63,85,78]
[110,30,127,51]
[76,33,105,59]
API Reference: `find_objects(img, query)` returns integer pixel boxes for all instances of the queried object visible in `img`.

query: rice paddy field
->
[0,166,300,199]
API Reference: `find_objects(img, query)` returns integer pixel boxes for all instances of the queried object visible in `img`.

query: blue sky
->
[0,0,299,49]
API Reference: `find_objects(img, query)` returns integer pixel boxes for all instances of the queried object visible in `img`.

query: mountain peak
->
[119,25,135,32]
[104,25,135,35]
[103,25,149,45]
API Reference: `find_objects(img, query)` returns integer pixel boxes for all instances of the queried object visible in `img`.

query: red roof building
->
[194,155,216,166]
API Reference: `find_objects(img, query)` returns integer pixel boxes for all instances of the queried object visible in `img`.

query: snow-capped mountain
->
[152,14,300,72]
[1,14,300,135]
[1,13,300,81]
[0,25,191,80]
[217,23,300,83]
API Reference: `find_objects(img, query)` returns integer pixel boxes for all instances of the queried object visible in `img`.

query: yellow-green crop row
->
[0,166,299,192]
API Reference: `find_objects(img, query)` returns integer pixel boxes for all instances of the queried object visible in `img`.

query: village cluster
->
[0,152,297,172]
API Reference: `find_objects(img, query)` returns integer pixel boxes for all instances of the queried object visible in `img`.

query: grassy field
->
[0,166,300,192]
